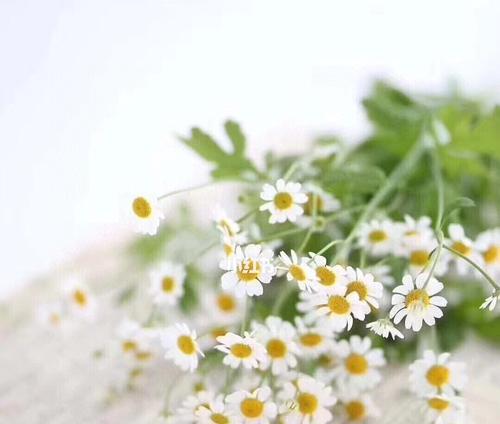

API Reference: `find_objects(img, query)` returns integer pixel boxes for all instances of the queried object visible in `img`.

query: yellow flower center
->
[217,294,236,312]
[316,266,336,286]
[328,295,350,315]
[410,250,429,266]
[211,327,228,339]
[231,343,253,358]
[194,382,206,392]
[304,193,324,215]
[345,400,366,420]
[346,281,368,300]
[237,260,261,282]
[405,289,430,309]
[73,290,88,307]
[162,277,175,293]
[345,353,369,375]
[290,265,306,281]
[300,333,323,347]
[223,243,234,257]
[274,192,294,210]
[177,335,196,355]
[210,413,229,424]
[132,197,152,218]
[266,338,287,359]
[297,393,318,415]
[426,365,450,388]
[452,241,471,256]
[129,367,143,379]
[219,219,235,237]
[427,397,450,411]
[369,230,388,243]
[318,354,336,368]
[484,245,500,264]
[240,398,264,418]
[122,340,138,352]
[135,351,152,361]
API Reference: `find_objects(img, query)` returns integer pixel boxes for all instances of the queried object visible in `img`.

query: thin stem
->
[324,205,365,223]
[158,182,214,200]
[272,284,295,315]
[313,239,343,259]
[283,160,301,181]
[240,297,251,333]
[334,139,427,263]
[298,193,317,253]
[236,208,259,224]
[430,148,445,232]
[443,245,500,291]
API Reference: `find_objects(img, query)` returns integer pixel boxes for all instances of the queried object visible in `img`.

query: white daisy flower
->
[201,289,244,325]
[221,244,276,297]
[280,250,318,292]
[330,335,385,391]
[252,316,300,375]
[279,376,336,424]
[336,391,380,423]
[422,394,465,424]
[196,394,237,424]
[226,386,277,423]
[405,238,448,278]
[129,194,164,235]
[475,228,500,278]
[358,219,399,257]
[298,286,370,332]
[344,267,383,309]
[37,302,67,330]
[298,184,341,228]
[294,317,336,358]
[149,262,186,305]
[213,204,247,244]
[259,179,308,224]
[116,319,156,363]
[366,318,404,340]
[445,224,482,276]
[63,277,96,320]
[161,323,204,372]
[365,263,395,286]
[175,390,216,422]
[390,274,447,332]
[397,215,435,255]
[409,350,467,396]
[480,290,500,311]
[219,236,238,271]
[215,332,267,370]
[309,254,347,294]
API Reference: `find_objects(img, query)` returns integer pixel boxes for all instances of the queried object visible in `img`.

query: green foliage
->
[180,120,260,180]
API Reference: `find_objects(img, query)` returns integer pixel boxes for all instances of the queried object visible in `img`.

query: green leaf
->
[322,165,386,196]
[180,121,259,181]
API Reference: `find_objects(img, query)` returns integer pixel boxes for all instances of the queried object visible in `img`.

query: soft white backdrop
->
[1,0,499,298]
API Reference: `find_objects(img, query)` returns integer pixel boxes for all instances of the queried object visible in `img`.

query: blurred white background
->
[1,0,499,299]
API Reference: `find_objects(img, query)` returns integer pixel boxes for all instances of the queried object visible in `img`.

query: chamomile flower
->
[390,274,447,332]
[196,394,237,424]
[226,387,277,424]
[398,215,434,255]
[259,179,308,224]
[298,286,370,332]
[63,277,96,320]
[280,250,317,292]
[219,236,238,271]
[299,184,341,228]
[116,319,155,363]
[358,219,399,257]
[366,318,404,340]
[480,290,500,311]
[445,224,482,276]
[294,317,336,358]
[344,267,383,309]
[309,254,347,294]
[149,262,186,305]
[330,336,385,390]
[409,350,467,396]
[336,391,380,423]
[129,194,164,235]
[279,376,336,424]
[422,394,465,424]
[161,323,204,372]
[252,316,299,375]
[215,332,267,370]
[175,390,216,422]
[37,302,67,330]
[213,205,247,244]
[405,239,448,277]
[202,289,243,325]
[475,228,500,278]
[221,244,276,297]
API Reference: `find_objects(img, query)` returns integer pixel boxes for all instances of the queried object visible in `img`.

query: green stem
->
[283,160,301,181]
[334,139,427,263]
[443,245,500,291]
[324,205,365,223]
[158,182,214,200]
[272,284,295,315]
[298,193,318,253]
